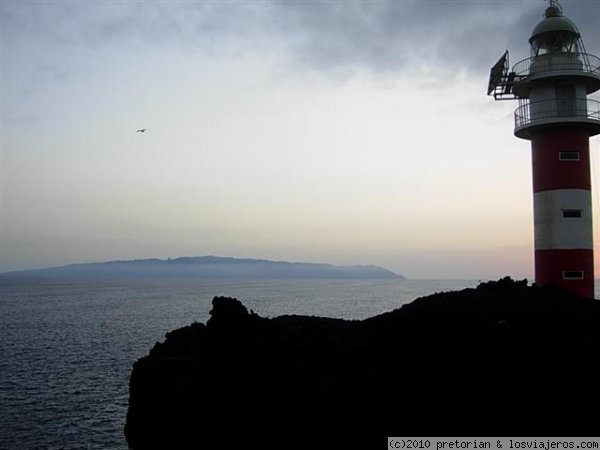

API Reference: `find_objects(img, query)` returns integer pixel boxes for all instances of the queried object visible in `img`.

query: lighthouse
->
[488,0,600,298]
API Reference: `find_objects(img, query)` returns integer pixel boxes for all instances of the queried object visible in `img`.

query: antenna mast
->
[545,0,563,16]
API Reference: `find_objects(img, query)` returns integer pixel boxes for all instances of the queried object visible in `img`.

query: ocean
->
[0,278,597,450]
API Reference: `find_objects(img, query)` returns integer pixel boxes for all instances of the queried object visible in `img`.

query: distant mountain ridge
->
[1,256,404,280]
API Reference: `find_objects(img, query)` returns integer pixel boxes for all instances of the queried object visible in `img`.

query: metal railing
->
[512,53,600,78]
[514,98,600,129]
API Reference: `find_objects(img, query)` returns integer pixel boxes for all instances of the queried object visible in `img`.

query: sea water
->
[0,278,597,450]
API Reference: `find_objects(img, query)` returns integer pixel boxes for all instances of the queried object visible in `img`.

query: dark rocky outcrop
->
[125,278,600,449]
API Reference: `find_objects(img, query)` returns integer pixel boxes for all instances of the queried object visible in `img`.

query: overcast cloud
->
[3,1,599,79]
[2,0,600,278]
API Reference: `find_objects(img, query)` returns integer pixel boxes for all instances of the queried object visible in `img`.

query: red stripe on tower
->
[535,249,594,298]
[531,129,591,193]
[490,0,599,298]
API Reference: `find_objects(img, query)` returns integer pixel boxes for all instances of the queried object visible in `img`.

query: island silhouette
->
[1,256,404,280]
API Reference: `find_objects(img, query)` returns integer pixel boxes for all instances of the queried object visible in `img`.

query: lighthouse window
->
[562,209,582,218]
[563,270,584,280]
[559,152,580,161]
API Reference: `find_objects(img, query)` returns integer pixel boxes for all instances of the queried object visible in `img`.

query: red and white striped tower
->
[489,1,600,297]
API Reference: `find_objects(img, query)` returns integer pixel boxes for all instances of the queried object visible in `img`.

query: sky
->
[1,0,600,279]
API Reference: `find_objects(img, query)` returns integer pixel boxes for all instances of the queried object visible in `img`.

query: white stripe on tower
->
[533,189,593,250]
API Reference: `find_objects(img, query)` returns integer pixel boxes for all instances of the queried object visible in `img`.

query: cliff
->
[125,278,600,449]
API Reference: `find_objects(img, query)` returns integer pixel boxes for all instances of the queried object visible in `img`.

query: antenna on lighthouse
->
[545,0,563,17]
[487,51,519,100]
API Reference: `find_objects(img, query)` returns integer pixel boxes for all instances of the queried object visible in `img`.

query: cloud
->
[1,1,276,55]
[2,0,599,78]
[269,0,528,73]
[272,0,600,77]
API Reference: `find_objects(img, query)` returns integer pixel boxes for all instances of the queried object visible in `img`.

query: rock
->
[125,278,600,449]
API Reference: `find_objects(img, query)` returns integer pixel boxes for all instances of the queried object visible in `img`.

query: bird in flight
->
[136,128,147,133]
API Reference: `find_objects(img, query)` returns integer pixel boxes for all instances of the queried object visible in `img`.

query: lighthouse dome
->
[529,16,580,42]
[527,4,584,56]
[529,6,580,43]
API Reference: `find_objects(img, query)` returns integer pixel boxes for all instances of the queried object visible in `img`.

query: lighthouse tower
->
[488,1,600,297]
